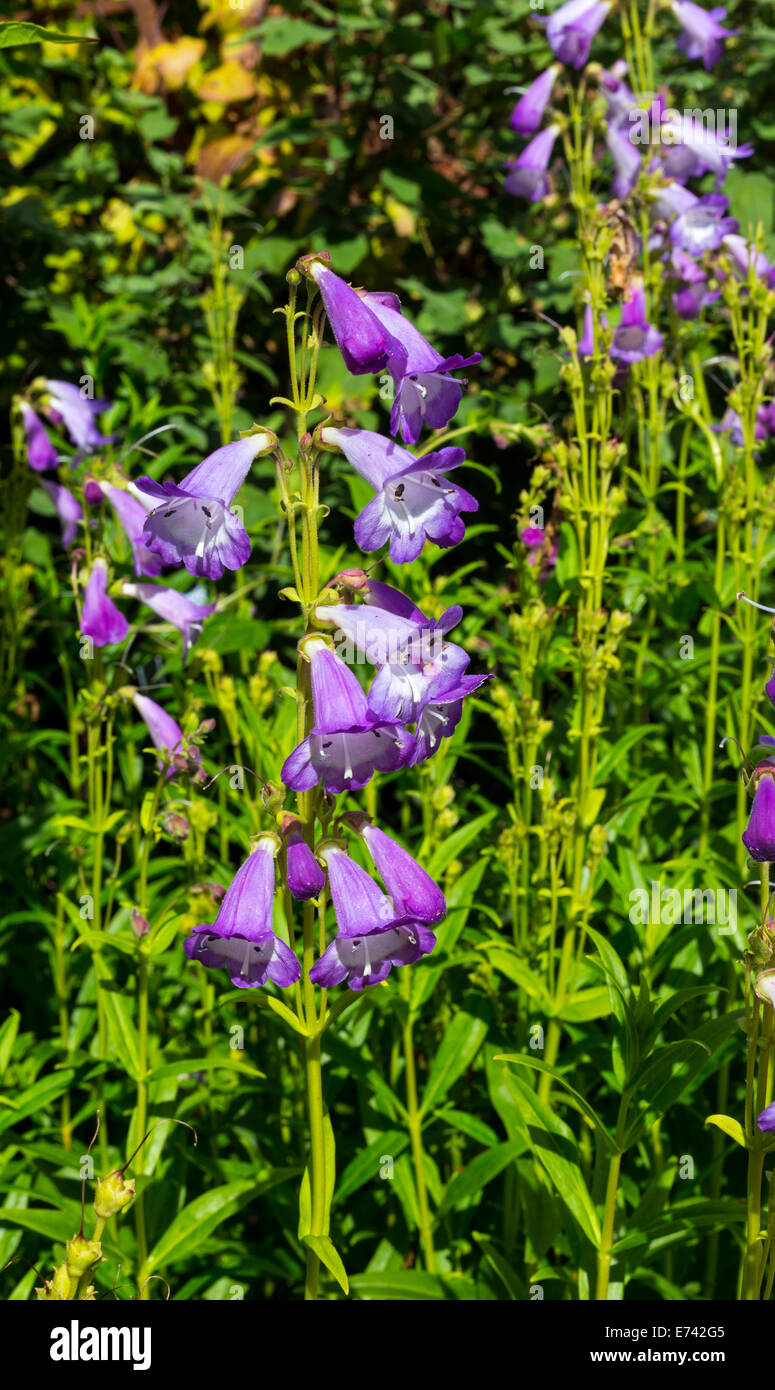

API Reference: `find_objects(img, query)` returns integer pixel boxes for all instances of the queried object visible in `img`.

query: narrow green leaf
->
[420,1010,488,1116]
[303,1234,349,1294]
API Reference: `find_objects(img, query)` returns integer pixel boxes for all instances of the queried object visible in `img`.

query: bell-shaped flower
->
[81,558,129,647]
[309,843,436,990]
[671,0,738,70]
[45,380,114,454]
[606,122,641,198]
[356,821,446,925]
[510,65,560,136]
[668,192,737,255]
[121,581,216,663]
[281,639,414,794]
[285,823,326,901]
[130,692,200,780]
[20,403,58,471]
[407,661,492,766]
[743,767,775,862]
[757,1100,775,1134]
[85,479,162,578]
[722,234,775,289]
[504,125,560,202]
[323,426,477,563]
[41,479,83,548]
[658,114,752,187]
[360,293,481,446]
[184,837,300,989]
[671,252,720,319]
[316,578,467,723]
[609,288,663,364]
[544,0,611,68]
[307,260,406,375]
[136,433,272,580]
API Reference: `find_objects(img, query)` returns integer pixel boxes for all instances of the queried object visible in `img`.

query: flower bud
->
[163,812,190,841]
[131,908,150,939]
[66,1234,102,1279]
[94,1170,136,1219]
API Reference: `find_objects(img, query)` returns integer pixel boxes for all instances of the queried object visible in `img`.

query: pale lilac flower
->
[658,114,753,187]
[510,65,560,136]
[609,289,663,363]
[121,582,216,663]
[45,380,114,454]
[322,426,477,563]
[504,126,560,202]
[85,479,163,578]
[136,434,272,580]
[20,403,58,471]
[544,0,611,68]
[671,1,738,70]
[758,1100,775,1134]
[81,557,128,647]
[357,821,446,924]
[131,692,200,779]
[41,479,82,547]
[185,837,300,989]
[408,663,492,766]
[669,192,737,255]
[606,122,641,198]
[722,234,775,288]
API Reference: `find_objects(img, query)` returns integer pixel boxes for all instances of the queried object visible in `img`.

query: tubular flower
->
[41,479,83,547]
[322,426,477,563]
[671,0,738,70]
[356,821,446,925]
[136,433,273,580]
[544,0,611,68]
[757,1101,775,1134]
[315,577,467,723]
[504,125,560,202]
[307,260,405,374]
[743,767,775,862]
[609,288,664,364]
[85,479,163,578]
[658,114,753,187]
[130,692,200,779]
[721,234,775,289]
[45,379,114,454]
[281,639,414,794]
[668,192,738,255]
[121,582,216,663]
[309,842,436,990]
[20,403,58,471]
[285,824,326,901]
[407,662,492,766]
[510,65,560,137]
[184,837,300,989]
[360,293,480,446]
[605,122,641,198]
[81,558,129,648]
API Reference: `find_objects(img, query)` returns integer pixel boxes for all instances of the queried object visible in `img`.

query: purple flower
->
[322,426,477,563]
[671,252,720,318]
[20,403,58,471]
[544,0,611,68]
[599,66,639,124]
[743,769,775,861]
[606,122,641,198]
[669,192,737,255]
[45,380,114,454]
[757,1100,775,1134]
[121,582,216,663]
[360,293,480,446]
[357,821,446,925]
[510,65,560,137]
[136,434,272,580]
[281,639,414,794]
[504,125,560,202]
[41,479,83,547]
[576,304,609,361]
[722,234,775,289]
[184,837,300,989]
[408,662,492,766]
[307,260,405,375]
[315,578,467,723]
[715,406,768,449]
[85,480,163,578]
[658,114,753,187]
[671,1,738,71]
[285,825,326,901]
[81,557,129,647]
[131,692,199,779]
[309,843,436,990]
[520,526,559,581]
[609,289,663,364]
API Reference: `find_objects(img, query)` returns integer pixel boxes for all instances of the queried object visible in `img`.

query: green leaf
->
[303,1235,349,1294]
[101,988,142,1081]
[705,1113,748,1148]
[436,1139,524,1219]
[420,1009,488,1116]
[298,1106,336,1239]
[495,1055,616,1153]
[0,1010,20,1080]
[334,1132,408,1204]
[0,21,97,46]
[0,1070,75,1134]
[143,1180,259,1275]
[145,1055,265,1083]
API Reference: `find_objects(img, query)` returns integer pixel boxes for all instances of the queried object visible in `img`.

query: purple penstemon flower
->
[669,193,738,255]
[321,426,477,564]
[658,114,753,187]
[20,403,58,471]
[671,0,738,71]
[315,578,467,723]
[609,289,663,364]
[757,1100,775,1134]
[521,525,559,581]
[544,0,611,68]
[284,821,326,902]
[504,125,560,202]
[354,819,446,925]
[281,638,414,794]
[359,293,481,446]
[670,252,720,319]
[509,64,561,136]
[309,842,436,990]
[121,582,216,663]
[81,558,129,648]
[130,691,200,779]
[85,479,163,578]
[599,66,639,124]
[45,380,115,454]
[184,836,301,989]
[41,479,83,548]
[721,234,775,289]
[606,121,641,198]
[743,766,775,861]
[305,259,406,375]
[136,432,273,580]
[407,661,492,766]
